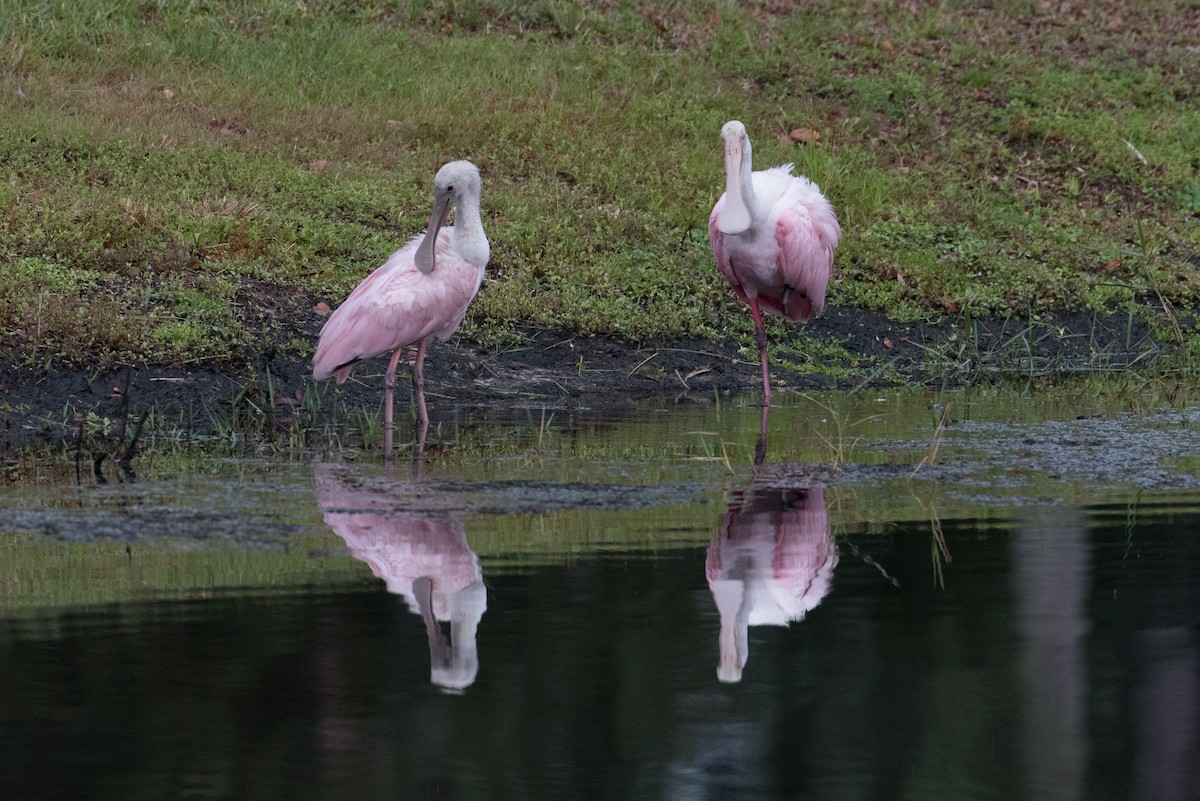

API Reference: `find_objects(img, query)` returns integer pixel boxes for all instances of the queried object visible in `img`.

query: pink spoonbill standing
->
[709,120,841,406]
[312,160,489,457]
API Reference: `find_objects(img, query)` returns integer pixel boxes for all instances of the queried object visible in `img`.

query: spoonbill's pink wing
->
[312,230,482,382]
[774,205,839,322]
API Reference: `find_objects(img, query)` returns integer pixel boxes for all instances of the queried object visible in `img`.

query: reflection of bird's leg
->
[413,440,427,478]
[412,576,451,669]
[755,403,769,467]
[413,422,428,479]
[384,346,406,465]
[749,297,771,407]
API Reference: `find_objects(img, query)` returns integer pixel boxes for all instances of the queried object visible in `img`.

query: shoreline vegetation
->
[1,0,1198,450]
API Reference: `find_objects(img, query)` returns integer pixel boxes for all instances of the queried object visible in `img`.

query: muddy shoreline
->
[0,305,1163,451]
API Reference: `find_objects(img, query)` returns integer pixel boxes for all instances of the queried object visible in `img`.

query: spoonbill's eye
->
[446,184,455,192]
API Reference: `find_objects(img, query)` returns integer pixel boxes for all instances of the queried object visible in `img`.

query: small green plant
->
[800,393,882,468]
[910,401,952,478]
[684,431,736,473]
[1177,181,1200,215]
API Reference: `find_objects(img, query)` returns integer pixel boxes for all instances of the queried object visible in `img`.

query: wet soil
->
[9,399,1199,546]
[0,300,1163,451]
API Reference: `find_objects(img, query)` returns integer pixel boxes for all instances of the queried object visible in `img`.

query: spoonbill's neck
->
[719,138,757,235]
[732,148,756,208]
[450,191,490,269]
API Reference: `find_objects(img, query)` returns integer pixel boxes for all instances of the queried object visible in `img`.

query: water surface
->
[2,386,1198,800]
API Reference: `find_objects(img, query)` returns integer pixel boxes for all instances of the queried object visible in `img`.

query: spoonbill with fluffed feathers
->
[312,160,489,455]
[709,121,841,405]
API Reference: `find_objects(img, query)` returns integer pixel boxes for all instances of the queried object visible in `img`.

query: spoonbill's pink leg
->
[413,339,430,442]
[383,346,405,464]
[749,298,772,406]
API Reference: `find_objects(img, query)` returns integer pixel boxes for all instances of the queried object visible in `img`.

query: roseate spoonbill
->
[709,120,841,405]
[312,160,489,455]
[707,485,836,683]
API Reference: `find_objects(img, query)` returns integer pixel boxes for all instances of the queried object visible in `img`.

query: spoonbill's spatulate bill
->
[709,120,841,406]
[312,160,489,457]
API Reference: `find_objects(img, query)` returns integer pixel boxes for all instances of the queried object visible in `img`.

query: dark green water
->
[1,387,1198,800]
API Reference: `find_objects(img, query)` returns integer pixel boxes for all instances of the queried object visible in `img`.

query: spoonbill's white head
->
[415,160,483,274]
[721,119,749,151]
[433,160,482,205]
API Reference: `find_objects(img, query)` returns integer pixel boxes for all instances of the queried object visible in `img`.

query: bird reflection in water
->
[315,465,486,692]
[706,485,836,683]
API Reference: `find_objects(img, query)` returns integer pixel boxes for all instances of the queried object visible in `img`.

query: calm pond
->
[2,384,1199,801]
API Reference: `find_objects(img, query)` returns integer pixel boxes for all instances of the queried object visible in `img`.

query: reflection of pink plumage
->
[706,486,836,683]
[332,515,483,616]
[709,121,841,405]
[315,465,486,691]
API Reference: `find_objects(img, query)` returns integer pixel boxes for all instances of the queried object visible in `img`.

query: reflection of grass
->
[1123,488,1143,561]
[0,533,363,612]
[912,491,951,589]
[533,407,554,451]
[835,533,901,589]
[470,503,715,564]
[903,398,956,587]
[0,501,718,612]
[801,393,882,468]
[829,484,950,590]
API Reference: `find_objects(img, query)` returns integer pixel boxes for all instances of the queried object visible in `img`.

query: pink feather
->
[312,228,483,383]
[710,122,841,405]
[710,166,840,324]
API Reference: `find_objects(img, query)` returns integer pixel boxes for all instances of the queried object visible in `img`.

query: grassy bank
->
[1,0,1198,374]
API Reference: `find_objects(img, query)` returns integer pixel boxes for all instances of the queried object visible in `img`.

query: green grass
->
[0,0,1197,372]
[0,532,365,611]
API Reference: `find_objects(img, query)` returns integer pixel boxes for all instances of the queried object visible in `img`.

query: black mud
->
[0,303,1164,451]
